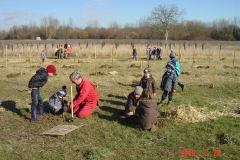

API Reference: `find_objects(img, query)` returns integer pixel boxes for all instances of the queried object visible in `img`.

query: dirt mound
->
[129,64,140,68]
[6,73,21,78]
[89,72,106,76]
[181,71,190,75]
[99,64,113,68]
[62,64,75,68]
[24,112,71,123]
[25,65,41,68]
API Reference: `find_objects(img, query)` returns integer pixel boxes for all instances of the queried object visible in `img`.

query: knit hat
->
[57,90,66,97]
[46,65,56,74]
[134,86,143,95]
[144,67,151,73]
[169,51,175,58]
[166,62,175,70]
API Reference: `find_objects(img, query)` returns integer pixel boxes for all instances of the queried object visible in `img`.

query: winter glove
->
[171,88,176,92]
[129,106,136,113]
[160,86,164,91]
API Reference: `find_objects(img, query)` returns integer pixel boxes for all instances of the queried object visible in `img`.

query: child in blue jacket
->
[159,62,178,106]
[49,86,67,115]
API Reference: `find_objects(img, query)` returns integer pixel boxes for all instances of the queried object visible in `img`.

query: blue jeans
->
[132,55,137,60]
[31,89,43,110]
[161,90,173,102]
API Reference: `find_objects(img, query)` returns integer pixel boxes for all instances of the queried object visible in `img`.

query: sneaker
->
[157,100,164,106]
[167,101,172,106]
[31,118,40,123]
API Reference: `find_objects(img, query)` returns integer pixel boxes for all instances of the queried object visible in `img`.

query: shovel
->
[67,86,74,122]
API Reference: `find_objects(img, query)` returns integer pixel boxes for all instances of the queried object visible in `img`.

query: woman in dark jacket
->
[135,89,158,131]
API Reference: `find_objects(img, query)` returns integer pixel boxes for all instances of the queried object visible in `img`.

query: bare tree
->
[86,20,100,38]
[40,16,59,39]
[108,20,121,38]
[136,17,151,39]
[40,17,48,39]
[149,4,185,43]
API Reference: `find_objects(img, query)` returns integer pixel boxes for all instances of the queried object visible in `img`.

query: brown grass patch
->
[174,104,240,123]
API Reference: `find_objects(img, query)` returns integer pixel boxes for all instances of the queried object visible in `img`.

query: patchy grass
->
[0,53,240,160]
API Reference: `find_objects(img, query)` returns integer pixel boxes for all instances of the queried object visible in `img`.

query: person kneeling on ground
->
[49,86,68,115]
[69,71,101,118]
[134,89,158,131]
[121,86,143,116]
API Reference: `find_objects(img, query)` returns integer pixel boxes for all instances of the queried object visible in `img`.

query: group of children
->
[29,50,184,132]
[123,51,184,131]
[146,45,163,60]
[132,45,163,61]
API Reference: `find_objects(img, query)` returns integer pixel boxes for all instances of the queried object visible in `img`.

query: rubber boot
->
[38,105,47,116]
[31,109,40,122]
[178,82,185,91]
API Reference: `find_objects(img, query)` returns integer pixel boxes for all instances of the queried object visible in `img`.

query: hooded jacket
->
[28,68,48,89]
[135,99,158,130]
[160,70,178,92]
[165,58,181,76]
[139,75,156,94]
[125,91,141,112]
[49,93,63,113]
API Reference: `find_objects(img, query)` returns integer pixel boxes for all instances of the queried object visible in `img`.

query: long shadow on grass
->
[99,105,137,128]
[107,94,126,100]
[117,82,136,88]
[99,99,125,106]
[0,100,50,120]
[0,100,30,117]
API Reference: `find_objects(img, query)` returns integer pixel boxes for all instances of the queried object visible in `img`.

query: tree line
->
[0,5,239,41]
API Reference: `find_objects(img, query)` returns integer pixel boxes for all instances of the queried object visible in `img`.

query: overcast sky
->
[0,0,239,31]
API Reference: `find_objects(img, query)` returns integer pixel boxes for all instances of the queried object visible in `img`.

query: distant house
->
[36,37,41,40]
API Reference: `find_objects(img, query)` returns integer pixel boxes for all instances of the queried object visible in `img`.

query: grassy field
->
[0,44,240,160]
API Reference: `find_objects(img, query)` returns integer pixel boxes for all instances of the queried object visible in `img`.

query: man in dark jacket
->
[28,65,56,122]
